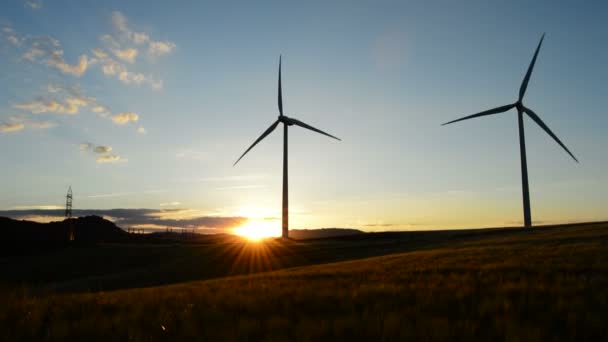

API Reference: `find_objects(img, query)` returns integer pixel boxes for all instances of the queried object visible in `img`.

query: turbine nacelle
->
[278,115,295,126]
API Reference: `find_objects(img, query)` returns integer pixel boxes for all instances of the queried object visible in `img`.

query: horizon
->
[1,1,607,236]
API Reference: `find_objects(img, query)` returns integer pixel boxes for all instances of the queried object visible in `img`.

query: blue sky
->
[1,0,606,233]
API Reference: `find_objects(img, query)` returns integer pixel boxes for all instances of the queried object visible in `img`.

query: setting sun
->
[233,219,281,241]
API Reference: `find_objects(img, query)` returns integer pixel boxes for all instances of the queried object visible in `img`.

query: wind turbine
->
[442,34,577,228]
[234,56,341,239]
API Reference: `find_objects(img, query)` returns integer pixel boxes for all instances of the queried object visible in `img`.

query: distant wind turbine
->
[234,56,341,239]
[442,34,577,228]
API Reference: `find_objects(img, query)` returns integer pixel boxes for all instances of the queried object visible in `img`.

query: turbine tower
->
[65,186,74,241]
[442,34,577,228]
[234,56,341,239]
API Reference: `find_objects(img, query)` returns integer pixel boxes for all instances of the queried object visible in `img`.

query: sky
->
[1,0,606,235]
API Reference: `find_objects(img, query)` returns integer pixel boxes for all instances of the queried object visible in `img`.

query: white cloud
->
[112,11,150,45]
[24,0,42,10]
[16,34,89,77]
[47,53,88,76]
[148,41,175,57]
[80,143,126,164]
[97,154,123,163]
[111,112,139,125]
[0,122,25,133]
[15,96,93,115]
[7,35,20,45]
[23,48,44,62]
[112,47,138,63]
[91,105,109,113]
[28,121,55,129]
[90,48,161,89]
[94,145,112,154]
[80,142,93,151]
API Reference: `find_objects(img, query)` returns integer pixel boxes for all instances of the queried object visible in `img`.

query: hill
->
[288,228,363,239]
[0,222,606,340]
[0,216,129,255]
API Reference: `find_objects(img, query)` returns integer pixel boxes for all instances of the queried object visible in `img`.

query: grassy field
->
[1,222,607,340]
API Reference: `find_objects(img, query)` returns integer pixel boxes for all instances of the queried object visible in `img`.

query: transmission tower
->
[66,186,74,241]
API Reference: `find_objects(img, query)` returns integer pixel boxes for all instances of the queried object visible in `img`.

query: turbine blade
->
[519,33,545,101]
[442,104,515,126]
[287,117,341,141]
[233,120,280,166]
[278,55,283,116]
[523,106,578,162]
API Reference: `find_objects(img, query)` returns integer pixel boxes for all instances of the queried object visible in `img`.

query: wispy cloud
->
[110,11,175,58]
[86,11,174,90]
[111,112,139,125]
[148,40,175,57]
[10,205,62,210]
[79,142,126,164]
[0,122,25,133]
[24,0,43,10]
[90,48,161,89]
[96,154,123,163]
[113,47,138,63]
[0,116,55,133]
[93,145,112,154]
[111,11,150,45]
[15,96,93,115]
[17,35,90,76]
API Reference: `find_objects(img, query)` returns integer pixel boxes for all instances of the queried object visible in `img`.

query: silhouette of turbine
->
[234,56,341,239]
[442,34,577,229]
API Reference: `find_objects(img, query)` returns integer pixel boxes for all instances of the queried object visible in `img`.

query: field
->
[1,222,607,340]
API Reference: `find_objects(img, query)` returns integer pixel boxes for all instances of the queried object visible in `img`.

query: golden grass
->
[1,223,607,340]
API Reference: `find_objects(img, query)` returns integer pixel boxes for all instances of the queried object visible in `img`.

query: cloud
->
[90,48,161,89]
[2,116,56,132]
[80,143,125,164]
[112,47,138,63]
[7,35,20,45]
[137,126,146,134]
[0,208,247,232]
[96,154,123,163]
[47,53,88,76]
[19,35,89,76]
[110,11,174,58]
[91,105,111,116]
[93,145,112,154]
[27,120,55,129]
[111,112,139,125]
[15,96,93,115]
[22,48,44,61]
[0,122,25,133]
[80,142,93,151]
[24,0,43,10]
[148,41,175,57]
[112,11,150,45]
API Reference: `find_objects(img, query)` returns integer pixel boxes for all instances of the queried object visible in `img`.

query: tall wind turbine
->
[234,56,341,239]
[442,34,577,228]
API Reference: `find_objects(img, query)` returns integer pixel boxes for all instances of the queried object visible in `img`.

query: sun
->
[233,219,281,242]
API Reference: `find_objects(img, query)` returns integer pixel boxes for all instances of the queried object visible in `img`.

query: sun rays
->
[233,219,281,241]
